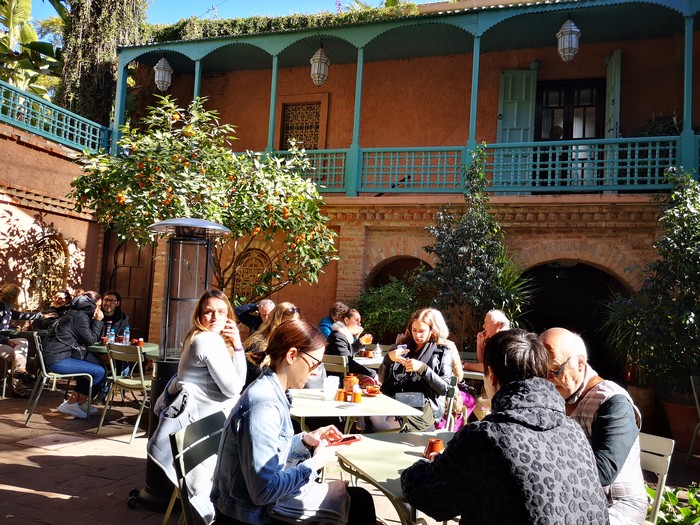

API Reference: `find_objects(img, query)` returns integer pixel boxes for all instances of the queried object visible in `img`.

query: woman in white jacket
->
[148,289,247,524]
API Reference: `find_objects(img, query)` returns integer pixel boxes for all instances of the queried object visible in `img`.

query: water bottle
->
[123,326,130,345]
[108,328,116,344]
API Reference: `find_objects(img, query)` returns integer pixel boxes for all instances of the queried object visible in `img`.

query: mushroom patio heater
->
[128,218,230,511]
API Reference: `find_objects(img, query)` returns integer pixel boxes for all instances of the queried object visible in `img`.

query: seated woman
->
[211,318,376,525]
[41,291,105,417]
[326,308,378,383]
[148,289,247,525]
[0,283,44,398]
[373,308,453,432]
[243,301,300,387]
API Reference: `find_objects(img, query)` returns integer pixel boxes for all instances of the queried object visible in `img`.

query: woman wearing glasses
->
[148,289,247,524]
[212,318,376,525]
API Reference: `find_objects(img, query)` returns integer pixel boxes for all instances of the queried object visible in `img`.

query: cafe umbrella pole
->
[128,218,231,512]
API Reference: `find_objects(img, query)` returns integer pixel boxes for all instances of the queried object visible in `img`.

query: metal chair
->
[24,332,94,426]
[443,376,460,432]
[96,343,151,443]
[168,410,227,525]
[322,355,349,377]
[0,358,8,398]
[639,432,675,525]
[687,375,700,467]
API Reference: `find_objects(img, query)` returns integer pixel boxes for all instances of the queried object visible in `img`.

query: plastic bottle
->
[108,328,116,344]
[123,326,130,345]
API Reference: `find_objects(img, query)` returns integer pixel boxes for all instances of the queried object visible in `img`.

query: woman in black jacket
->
[42,291,105,419]
[325,308,377,381]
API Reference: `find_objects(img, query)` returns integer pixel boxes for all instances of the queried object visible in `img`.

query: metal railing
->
[484,137,678,193]
[0,80,109,152]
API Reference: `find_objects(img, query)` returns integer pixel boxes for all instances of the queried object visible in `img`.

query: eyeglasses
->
[547,356,571,379]
[298,350,322,372]
[287,307,301,315]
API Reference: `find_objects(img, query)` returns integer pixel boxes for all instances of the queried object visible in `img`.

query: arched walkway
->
[522,262,628,382]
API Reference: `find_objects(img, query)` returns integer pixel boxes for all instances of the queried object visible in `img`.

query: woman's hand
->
[93,307,104,321]
[307,425,343,446]
[403,358,427,375]
[221,318,243,348]
[388,346,410,363]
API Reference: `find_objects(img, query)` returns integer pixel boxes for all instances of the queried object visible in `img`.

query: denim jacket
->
[211,368,320,524]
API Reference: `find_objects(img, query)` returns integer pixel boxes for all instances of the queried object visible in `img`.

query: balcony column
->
[346,46,364,197]
[680,16,695,174]
[110,55,129,154]
[193,59,202,101]
[466,35,481,153]
[266,54,279,152]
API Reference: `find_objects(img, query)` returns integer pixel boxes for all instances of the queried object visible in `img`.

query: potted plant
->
[619,169,700,450]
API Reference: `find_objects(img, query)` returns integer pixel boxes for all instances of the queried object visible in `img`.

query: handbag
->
[395,391,425,409]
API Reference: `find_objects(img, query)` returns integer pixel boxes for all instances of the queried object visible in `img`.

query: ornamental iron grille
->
[280,102,320,150]
[233,249,272,301]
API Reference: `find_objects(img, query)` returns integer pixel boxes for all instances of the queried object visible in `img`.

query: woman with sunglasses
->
[243,302,301,387]
[212,318,376,525]
[148,289,247,524]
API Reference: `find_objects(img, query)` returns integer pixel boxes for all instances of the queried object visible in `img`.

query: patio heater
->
[130,218,230,511]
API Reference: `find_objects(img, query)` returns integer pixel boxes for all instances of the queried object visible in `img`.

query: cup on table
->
[323,375,340,400]
[423,438,445,460]
[334,389,346,402]
[359,333,373,346]
[100,336,109,345]
[352,391,363,403]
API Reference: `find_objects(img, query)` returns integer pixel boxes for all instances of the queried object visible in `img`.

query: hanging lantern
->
[556,18,581,63]
[154,57,173,92]
[310,44,330,86]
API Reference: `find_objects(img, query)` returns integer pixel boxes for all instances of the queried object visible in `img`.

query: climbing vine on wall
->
[55,0,146,125]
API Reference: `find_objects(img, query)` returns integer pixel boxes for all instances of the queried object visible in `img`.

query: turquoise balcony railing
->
[0,80,109,152]
[270,138,685,195]
[485,137,678,193]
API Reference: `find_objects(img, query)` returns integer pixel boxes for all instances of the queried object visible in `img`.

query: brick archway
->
[513,238,646,292]
[365,232,436,276]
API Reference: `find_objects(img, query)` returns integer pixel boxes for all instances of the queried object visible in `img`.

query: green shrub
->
[646,482,700,524]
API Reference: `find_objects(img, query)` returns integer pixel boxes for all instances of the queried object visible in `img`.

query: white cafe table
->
[354,355,384,369]
[462,370,485,381]
[335,431,455,525]
[289,389,422,434]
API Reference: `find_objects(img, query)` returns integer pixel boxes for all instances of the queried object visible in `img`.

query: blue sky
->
[30,1,413,24]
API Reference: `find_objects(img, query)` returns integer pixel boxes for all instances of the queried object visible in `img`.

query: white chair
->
[686,375,700,467]
[322,355,349,377]
[639,432,675,525]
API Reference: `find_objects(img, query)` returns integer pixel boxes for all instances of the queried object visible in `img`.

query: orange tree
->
[70,95,337,302]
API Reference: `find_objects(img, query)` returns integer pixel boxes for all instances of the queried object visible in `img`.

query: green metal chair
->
[96,343,151,443]
[168,410,227,525]
[24,331,94,426]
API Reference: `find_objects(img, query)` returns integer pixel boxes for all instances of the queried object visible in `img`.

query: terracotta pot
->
[661,400,699,452]
[628,385,655,433]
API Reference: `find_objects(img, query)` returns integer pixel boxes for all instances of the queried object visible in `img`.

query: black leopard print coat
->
[401,377,609,524]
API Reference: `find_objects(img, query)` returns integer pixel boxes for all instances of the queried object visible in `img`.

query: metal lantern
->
[556,18,581,63]
[154,57,173,92]
[310,44,330,86]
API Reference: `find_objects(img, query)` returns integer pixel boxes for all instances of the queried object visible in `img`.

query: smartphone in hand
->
[327,435,361,446]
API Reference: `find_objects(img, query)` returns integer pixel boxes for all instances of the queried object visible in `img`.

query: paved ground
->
[0,385,697,525]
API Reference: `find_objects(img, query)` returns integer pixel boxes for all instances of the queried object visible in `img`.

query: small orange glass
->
[334,389,346,402]
[352,391,363,403]
[423,438,445,460]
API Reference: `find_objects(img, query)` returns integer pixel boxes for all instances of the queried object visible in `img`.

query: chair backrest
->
[106,343,147,388]
[323,355,349,377]
[460,351,477,363]
[691,376,700,418]
[170,410,227,525]
[639,432,675,524]
[29,331,49,376]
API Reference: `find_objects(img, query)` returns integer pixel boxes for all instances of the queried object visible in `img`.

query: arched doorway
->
[366,256,430,288]
[522,262,628,382]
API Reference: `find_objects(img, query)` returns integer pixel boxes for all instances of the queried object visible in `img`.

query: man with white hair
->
[540,327,646,525]
[234,299,275,333]
[463,309,510,372]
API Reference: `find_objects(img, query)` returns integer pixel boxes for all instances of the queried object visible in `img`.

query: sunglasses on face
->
[287,307,301,315]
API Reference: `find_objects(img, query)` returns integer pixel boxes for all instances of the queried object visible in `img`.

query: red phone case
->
[328,435,361,446]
